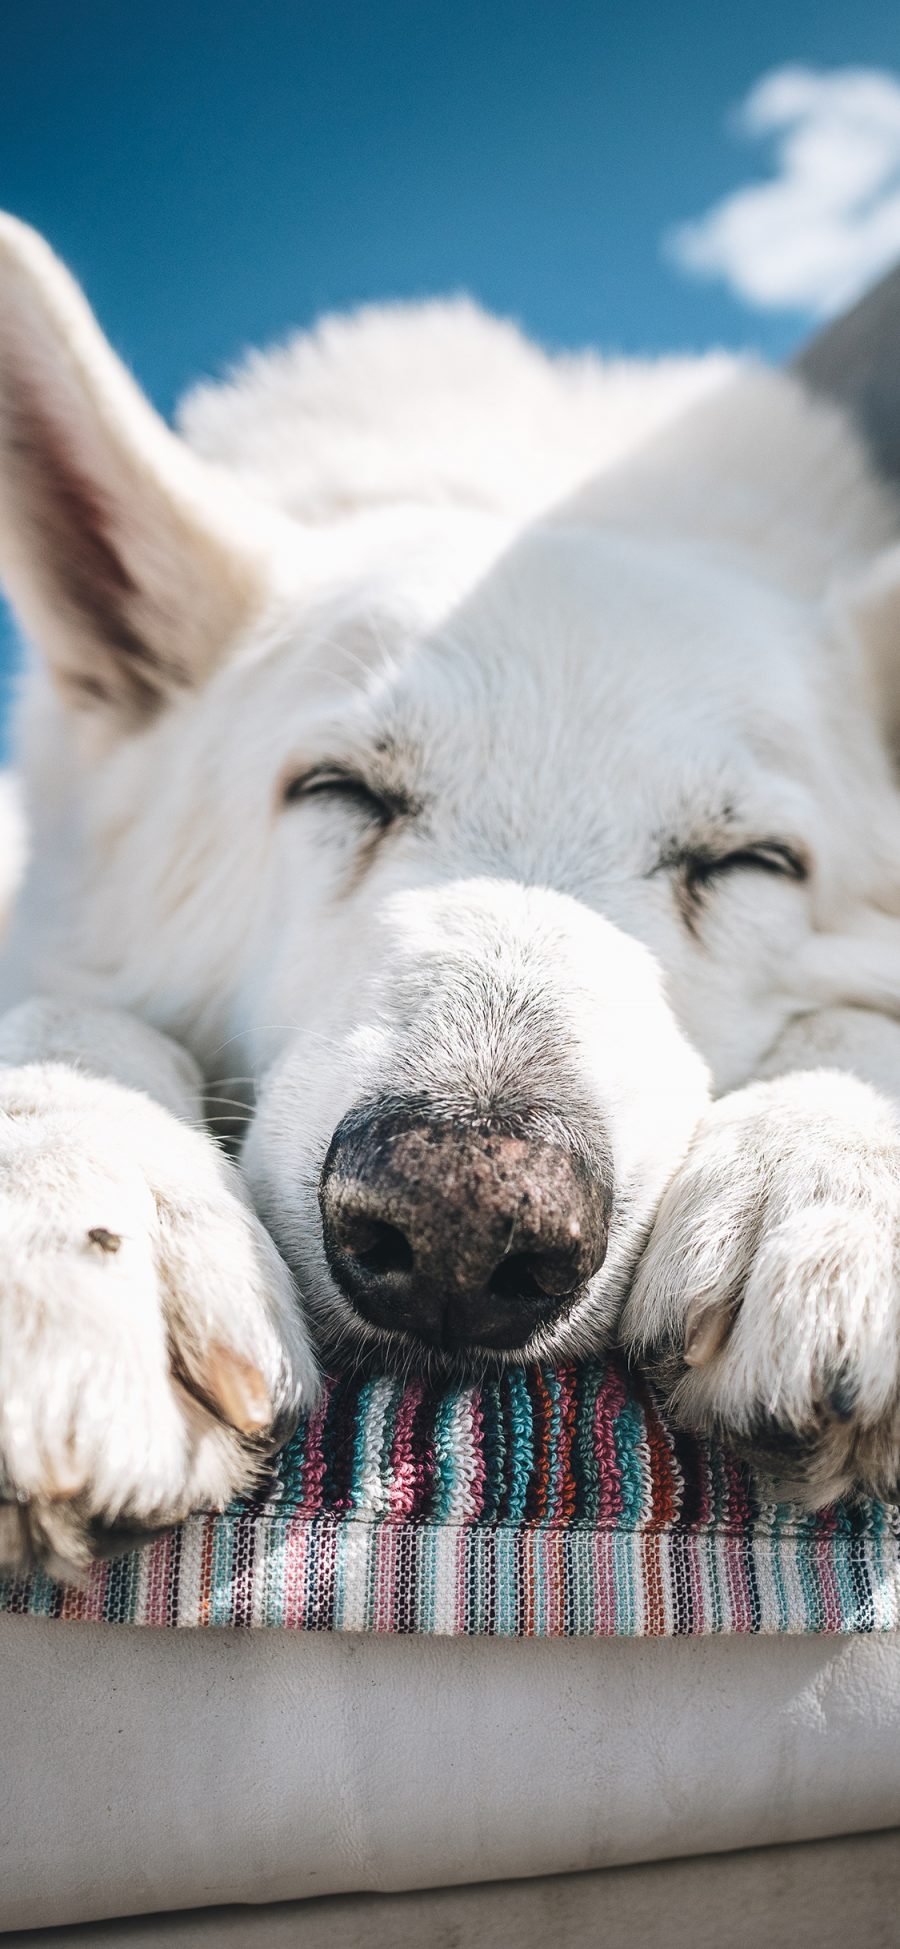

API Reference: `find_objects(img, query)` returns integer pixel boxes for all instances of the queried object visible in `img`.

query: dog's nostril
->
[488,1249,580,1305]
[341,1216,414,1280]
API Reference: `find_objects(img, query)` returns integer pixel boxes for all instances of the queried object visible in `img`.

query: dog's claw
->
[202,1343,272,1435]
[683,1294,735,1367]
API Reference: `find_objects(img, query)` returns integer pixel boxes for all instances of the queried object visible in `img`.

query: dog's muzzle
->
[319,1103,611,1355]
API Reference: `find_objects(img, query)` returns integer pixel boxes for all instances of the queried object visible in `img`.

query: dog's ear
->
[0,214,280,724]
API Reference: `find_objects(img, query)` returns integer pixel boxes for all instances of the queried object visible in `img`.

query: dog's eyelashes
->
[280,766,397,826]
[686,842,810,889]
[670,839,810,934]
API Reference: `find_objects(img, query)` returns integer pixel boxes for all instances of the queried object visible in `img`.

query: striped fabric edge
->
[2,1515,899,1635]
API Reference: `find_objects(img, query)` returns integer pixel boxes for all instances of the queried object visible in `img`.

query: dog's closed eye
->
[658,838,811,935]
[684,841,810,893]
[279,765,403,828]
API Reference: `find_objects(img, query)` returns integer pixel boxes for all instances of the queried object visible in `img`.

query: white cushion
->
[5,1832,900,1948]
[2,1617,900,1933]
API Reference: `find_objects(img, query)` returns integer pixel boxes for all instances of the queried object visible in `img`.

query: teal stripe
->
[432,1391,459,1524]
[208,1517,238,1627]
[348,1375,379,1512]
[24,1567,60,1620]
[479,1382,505,1525]
[615,1531,637,1634]
[704,1533,726,1632]
[612,1393,646,1532]
[416,1522,436,1633]
[494,1526,518,1635]
[502,1369,533,1524]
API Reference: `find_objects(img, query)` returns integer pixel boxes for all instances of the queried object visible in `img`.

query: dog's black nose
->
[319,1107,610,1354]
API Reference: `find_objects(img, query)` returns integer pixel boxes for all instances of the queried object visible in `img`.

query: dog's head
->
[3,215,900,1374]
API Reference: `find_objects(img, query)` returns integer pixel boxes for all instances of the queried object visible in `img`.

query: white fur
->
[3,213,900,1561]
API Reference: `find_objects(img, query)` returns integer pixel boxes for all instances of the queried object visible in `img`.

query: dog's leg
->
[620,1006,900,1505]
[0,999,318,1574]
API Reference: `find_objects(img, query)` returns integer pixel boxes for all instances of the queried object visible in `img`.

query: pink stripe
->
[814,1538,841,1631]
[469,1390,487,1521]
[549,1369,577,1526]
[282,1511,309,1627]
[725,1450,752,1533]
[143,1533,172,1625]
[593,1363,627,1526]
[546,1531,566,1635]
[722,1537,753,1632]
[685,1531,706,1628]
[300,1380,334,1513]
[814,1505,841,1629]
[388,1383,425,1520]
[374,1521,397,1631]
[721,1457,754,1631]
[592,1532,616,1632]
[83,1563,108,1623]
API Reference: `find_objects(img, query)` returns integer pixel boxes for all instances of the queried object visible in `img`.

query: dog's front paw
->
[0,1065,319,1575]
[620,1071,900,1505]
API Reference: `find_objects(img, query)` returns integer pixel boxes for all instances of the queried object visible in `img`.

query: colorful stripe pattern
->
[2,1356,899,1634]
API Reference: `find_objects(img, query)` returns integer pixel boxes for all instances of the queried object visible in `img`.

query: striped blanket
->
[2,1355,899,1635]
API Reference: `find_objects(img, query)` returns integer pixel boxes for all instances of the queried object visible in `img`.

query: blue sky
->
[2,1,900,709]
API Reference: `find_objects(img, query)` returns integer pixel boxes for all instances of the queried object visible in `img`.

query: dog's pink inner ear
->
[0,215,272,728]
[1,368,266,725]
[6,384,193,717]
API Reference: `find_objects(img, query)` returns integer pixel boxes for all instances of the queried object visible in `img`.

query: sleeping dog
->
[2,213,900,1570]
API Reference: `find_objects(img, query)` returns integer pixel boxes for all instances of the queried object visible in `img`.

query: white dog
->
[2,215,900,1573]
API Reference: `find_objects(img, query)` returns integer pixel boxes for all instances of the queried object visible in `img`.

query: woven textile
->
[2,1356,899,1635]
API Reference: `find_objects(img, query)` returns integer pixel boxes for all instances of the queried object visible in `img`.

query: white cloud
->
[668,65,900,317]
